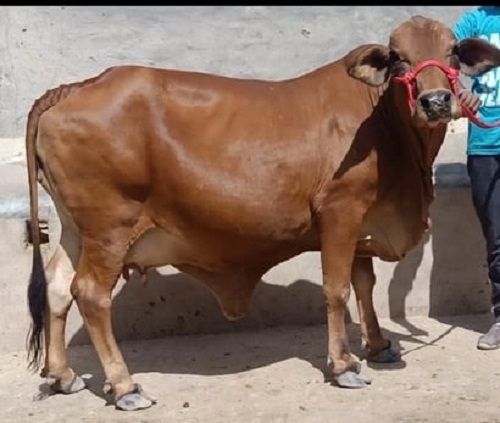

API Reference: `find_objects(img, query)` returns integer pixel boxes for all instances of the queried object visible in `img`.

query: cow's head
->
[346,15,500,127]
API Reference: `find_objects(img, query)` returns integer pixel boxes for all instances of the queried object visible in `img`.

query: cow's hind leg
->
[71,235,155,411]
[42,230,86,394]
[351,257,400,363]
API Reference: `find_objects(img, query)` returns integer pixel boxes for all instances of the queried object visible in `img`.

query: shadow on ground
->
[387,163,492,335]
[59,271,447,402]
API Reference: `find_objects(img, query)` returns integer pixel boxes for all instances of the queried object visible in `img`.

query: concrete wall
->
[0,6,474,136]
[1,6,491,354]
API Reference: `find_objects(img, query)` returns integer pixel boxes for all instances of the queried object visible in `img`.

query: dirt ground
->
[1,314,499,423]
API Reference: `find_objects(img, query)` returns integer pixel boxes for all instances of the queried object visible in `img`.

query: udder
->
[124,227,193,269]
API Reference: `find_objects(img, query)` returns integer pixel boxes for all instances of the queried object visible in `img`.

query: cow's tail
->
[25,81,90,371]
[26,70,115,371]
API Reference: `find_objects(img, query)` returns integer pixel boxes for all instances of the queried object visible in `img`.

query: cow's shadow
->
[61,269,428,401]
[387,162,492,335]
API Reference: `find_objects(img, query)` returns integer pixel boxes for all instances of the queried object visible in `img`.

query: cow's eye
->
[392,60,411,76]
[449,55,460,69]
[449,44,460,69]
[388,51,407,75]
[388,50,401,65]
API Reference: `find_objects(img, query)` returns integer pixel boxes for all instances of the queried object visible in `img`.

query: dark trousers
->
[467,155,500,320]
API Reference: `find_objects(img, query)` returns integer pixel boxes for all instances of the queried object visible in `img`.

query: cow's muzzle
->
[417,89,453,121]
[394,59,500,129]
[394,60,459,124]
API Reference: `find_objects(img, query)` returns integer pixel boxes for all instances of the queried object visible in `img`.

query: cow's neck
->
[378,81,448,202]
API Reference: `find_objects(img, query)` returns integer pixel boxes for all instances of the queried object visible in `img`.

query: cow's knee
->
[71,277,112,321]
[46,275,74,317]
[46,245,77,316]
[323,282,350,309]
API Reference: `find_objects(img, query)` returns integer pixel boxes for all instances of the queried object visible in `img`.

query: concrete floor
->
[1,314,499,423]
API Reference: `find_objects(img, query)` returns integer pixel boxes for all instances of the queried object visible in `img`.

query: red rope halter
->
[393,60,500,129]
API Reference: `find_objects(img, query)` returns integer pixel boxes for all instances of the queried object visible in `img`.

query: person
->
[454,6,500,349]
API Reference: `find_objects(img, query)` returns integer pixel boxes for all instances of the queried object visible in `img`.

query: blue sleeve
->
[453,9,479,41]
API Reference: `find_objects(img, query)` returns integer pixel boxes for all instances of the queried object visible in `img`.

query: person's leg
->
[467,154,500,349]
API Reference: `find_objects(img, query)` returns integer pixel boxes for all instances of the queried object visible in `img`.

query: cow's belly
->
[123,219,317,283]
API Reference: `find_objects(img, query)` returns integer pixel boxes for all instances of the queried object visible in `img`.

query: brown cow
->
[25,16,500,410]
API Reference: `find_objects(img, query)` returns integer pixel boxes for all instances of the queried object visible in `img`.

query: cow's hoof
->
[115,384,157,411]
[333,371,372,389]
[48,373,87,395]
[116,393,153,411]
[367,343,401,363]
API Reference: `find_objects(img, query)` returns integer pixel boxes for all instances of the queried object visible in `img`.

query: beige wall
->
[0,6,489,353]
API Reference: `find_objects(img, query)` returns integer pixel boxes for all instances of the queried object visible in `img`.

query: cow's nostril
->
[443,92,451,103]
[420,97,430,109]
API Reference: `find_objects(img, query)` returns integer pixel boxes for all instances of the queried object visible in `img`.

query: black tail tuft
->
[26,247,47,371]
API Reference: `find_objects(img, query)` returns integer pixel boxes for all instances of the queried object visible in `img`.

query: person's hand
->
[458,89,482,114]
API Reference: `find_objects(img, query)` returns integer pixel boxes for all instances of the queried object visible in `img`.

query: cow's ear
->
[455,37,500,77]
[345,44,399,86]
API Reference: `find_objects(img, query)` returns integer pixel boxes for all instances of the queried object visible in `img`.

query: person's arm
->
[454,9,482,114]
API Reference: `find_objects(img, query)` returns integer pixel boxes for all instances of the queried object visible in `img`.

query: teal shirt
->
[454,6,500,156]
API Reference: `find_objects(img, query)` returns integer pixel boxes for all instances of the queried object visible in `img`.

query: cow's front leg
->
[320,202,371,389]
[351,257,400,363]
